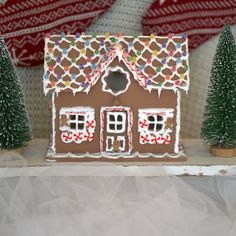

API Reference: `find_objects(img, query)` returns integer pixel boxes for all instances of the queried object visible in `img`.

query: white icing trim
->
[101,66,131,96]
[174,91,181,153]
[51,92,56,152]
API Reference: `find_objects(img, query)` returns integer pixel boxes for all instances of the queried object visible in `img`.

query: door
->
[100,107,132,155]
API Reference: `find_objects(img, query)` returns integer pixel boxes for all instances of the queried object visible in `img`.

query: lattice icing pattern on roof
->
[43,33,189,94]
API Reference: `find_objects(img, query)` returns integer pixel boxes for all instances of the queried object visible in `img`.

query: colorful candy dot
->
[71,57,76,63]
[184,65,188,71]
[133,33,139,38]
[182,33,187,39]
[180,74,185,80]
[116,32,122,37]
[80,49,85,54]
[48,48,53,53]
[156,67,161,73]
[61,32,65,38]
[49,66,54,71]
[65,81,70,86]
[147,57,151,64]
[128,42,133,47]
[176,43,181,49]
[161,58,166,64]
[87,57,92,62]
[176,58,181,64]
[175,80,181,86]
[147,80,152,85]
[136,50,141,56]
[105,32,110,38]
[171,66,176,72]
[56,75,61,80]
[79,64,84,69]
[169,50,174,57]
[71,40,75,46]
[64,66,69,71]
[148,73,153,78]
[55,41,60,46]
[76,32,80,38]
[152,50,158,56]
[71,74,76,80]
[46,56,50,62]
[92,32,96,38]
[157,82,162,87]
[139,65,145,71]
[182,51,187,57]
[46,33,51,38]
[63,48,68,55]
[168,33,173,39]
[166,75,170,80]
[44,74,49,80]
[150,33,155,39]
[56,57,61,63]
[100,41,104,46]
[95,49,99,54]
[162,43,166,48]
[92,64,97,69]
[111,37,117,43]
[85,41,90,46]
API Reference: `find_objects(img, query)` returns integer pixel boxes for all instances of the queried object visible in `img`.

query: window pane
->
[70,115,76,120]
[117,115,123,122]
[148,116,155,122]
[70,123,76,129]
[109,124,115,130]
[109,115,115,121]
[117,124,123,130]
[78,115,84,121]
[148,123,155,131]
[156,124,163,131]
[78,123,84,130]
[156,115,163,121]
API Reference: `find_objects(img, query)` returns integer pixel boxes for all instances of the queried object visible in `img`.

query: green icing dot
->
[127,57,131,62]
[46,56,50,62]
[95,49,99,54]
[72,57,76,63]
[157,82,162,87]
[111,37,117,43]
[184,65,188,71]
[92,32,96,38]
[156,67,161,73]
[137,50,141,56]
[134,33,139,38]
[71,40,75,46]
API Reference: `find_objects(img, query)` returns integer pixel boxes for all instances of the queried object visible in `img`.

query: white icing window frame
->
[105,136,126,152]
[101,66,131,96]
[138,108,174,134]
[106,111,126,133]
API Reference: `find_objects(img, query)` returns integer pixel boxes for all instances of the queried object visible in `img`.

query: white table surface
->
[0,139,235,177]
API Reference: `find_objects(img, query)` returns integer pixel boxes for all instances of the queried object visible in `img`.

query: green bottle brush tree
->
[201,25,236,157]
[0,36,32,151]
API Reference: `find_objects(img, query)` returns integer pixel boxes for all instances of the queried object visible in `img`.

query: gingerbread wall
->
[54,73,177,155]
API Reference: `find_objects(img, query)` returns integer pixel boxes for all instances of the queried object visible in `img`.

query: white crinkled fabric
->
[0,154,236,236]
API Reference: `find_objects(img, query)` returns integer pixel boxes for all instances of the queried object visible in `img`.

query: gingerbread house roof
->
[43,33,190,95]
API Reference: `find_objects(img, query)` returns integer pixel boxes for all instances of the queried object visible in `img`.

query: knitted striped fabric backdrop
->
[8,0,236,138]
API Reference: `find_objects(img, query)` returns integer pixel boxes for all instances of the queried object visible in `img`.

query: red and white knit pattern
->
[0,0,115,66]
[142,0,236,50]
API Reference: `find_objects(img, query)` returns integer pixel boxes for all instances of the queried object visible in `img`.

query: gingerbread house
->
[43,32,190,161]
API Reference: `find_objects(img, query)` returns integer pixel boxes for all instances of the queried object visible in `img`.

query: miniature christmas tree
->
[201,25,236,151]
[0,37,31,150]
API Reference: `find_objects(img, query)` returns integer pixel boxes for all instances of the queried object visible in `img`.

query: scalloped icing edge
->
[46,135,186,160]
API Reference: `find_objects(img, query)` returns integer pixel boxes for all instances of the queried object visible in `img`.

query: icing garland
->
[59,107,95,144]
[138,108,174,144]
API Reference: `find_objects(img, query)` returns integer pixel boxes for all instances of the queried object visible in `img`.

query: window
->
[101,66,131,96]
[147,115,163,133]
[69,114,85,131]
[107,112,126,133]
[106,136,126,152]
